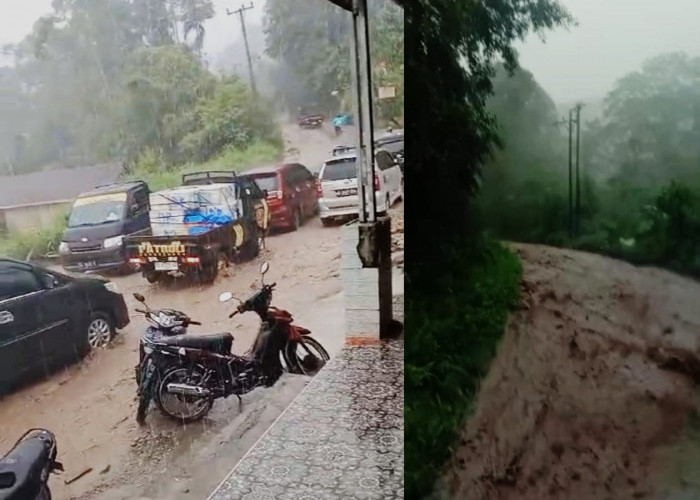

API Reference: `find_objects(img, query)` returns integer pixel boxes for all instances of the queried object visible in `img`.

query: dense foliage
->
[263,0,403,123]
[478,52,700,277]
[405,236,521,499]
[0,0,279,174]
[404,1,572,499]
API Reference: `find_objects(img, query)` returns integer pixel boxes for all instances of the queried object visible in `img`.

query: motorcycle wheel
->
[284,336,330,376]
[155,366,213,424]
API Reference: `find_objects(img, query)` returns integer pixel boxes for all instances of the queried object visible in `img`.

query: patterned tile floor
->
[208,336,404,500]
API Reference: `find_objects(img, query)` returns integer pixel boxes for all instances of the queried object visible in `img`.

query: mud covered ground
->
[440,243,700,500]
[0,122,403,500]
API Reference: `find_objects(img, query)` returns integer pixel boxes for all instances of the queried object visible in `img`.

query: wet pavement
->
[208,336,404,500]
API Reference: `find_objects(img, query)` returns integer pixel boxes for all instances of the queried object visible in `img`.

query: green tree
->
[404,0,573,285]
[588,52,700,186]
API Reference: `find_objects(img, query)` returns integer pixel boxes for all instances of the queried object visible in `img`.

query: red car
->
[240,163,319,230]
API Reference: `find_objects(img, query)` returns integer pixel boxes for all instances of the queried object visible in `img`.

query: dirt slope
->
[440,243,700,500]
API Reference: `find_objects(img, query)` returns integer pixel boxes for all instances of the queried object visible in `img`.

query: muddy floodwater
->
[0,122,403,500]
[439,243,700,500]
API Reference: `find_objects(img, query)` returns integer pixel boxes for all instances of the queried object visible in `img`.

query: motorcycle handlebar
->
[228,310,239,318]
[189,320,201,325]
[135,308,147,314]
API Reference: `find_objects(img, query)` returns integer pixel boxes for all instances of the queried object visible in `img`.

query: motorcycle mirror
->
[219,291,233,303]
[133,293,146,303]
[260,261,270,275]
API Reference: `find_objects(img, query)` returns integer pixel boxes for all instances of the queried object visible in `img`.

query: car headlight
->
[104,281,119,293]
[103,235,124,249]
[59,241,69,254]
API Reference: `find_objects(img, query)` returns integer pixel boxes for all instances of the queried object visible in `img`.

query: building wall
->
[1,201,72,234]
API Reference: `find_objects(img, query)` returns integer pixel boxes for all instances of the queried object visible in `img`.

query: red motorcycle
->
[135,262,330,424]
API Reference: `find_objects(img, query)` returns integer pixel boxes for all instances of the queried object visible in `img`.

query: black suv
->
[0,258,130,393]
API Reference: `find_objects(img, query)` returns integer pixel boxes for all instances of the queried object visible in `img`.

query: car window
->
[376,151,396,172]
[379,139,404,154]
[321,158,357,181]
[0,264,42,301]
[132,188,149,215]
[251,173,279,192]
[298,165,313,182]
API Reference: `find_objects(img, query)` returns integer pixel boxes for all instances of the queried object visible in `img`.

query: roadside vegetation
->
[404,1,572,498]
[478,53,700,278]
[405,235,521,498]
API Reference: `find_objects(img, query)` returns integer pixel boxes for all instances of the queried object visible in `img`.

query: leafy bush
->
[405,235,522,499]
[0,217,66,260]
[126,140,282,191]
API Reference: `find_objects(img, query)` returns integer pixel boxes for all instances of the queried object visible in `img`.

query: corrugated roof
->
[0,163,123,209]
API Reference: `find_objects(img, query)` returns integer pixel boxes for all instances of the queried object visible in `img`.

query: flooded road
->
[0,122,390,500]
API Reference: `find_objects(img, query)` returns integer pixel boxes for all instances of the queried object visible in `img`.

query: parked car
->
[240,163,319,231]
[59,181,151,274]
[0,258,130,393]
[317,150,403,226]
[297,110,324,129]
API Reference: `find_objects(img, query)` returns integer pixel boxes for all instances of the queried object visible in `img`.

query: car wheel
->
[292,208,302,231]
[87,312,114,350]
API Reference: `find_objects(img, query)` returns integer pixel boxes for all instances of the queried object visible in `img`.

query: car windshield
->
[379,140,404,154]
[250,174,279,192]
[68,194,127,227]
[322,158,357,181]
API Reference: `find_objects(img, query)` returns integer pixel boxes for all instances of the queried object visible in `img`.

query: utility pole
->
[568,109,573,238]
[575,103,582,236]
[227,3,257,96]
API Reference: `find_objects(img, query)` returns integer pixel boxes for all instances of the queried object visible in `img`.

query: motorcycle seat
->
[161,333,233,354]
[0,437,49,499]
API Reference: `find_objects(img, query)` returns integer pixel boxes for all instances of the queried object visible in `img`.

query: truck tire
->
[240,231,261,261]
[145,272,160,284]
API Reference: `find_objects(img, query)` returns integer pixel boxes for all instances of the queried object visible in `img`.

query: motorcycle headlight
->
[144,346,154,354]
[59,241,69,254]
[157,313,175,328]
[104,281,119,293]
[103,235,124,249]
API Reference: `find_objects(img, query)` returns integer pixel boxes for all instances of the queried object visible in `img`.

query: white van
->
[317,150,403,226]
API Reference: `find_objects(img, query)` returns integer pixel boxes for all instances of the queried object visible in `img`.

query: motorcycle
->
[133,300,202,423]
[0,429,63,500]
[134,261,330,424]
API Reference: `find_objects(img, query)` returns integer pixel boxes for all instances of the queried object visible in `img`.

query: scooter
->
[135,261,330,424]
[0,429,63,500]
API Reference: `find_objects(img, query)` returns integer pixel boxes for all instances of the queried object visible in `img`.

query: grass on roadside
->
[124,140,283,191]
[405,235,522,499]
[0,217,66,261]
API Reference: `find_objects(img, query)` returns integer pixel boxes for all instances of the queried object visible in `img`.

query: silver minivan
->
[317,151,403,226]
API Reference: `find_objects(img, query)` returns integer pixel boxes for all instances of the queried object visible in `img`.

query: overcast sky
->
[1,0,698,104]
[0,0,266,63]
[515,0,700,104]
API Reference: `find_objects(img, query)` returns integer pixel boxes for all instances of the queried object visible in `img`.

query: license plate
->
[78,261,97,269]
[155,261,179,271]
[336,188,357,197]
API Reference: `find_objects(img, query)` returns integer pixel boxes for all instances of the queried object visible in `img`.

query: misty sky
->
[1,0,698,105]
[0,0,266,64]
[516,0,700,104]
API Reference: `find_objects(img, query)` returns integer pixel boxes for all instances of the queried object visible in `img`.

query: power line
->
[226,3,257,96]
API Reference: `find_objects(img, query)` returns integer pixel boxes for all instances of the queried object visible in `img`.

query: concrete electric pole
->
[227,3,257,96]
